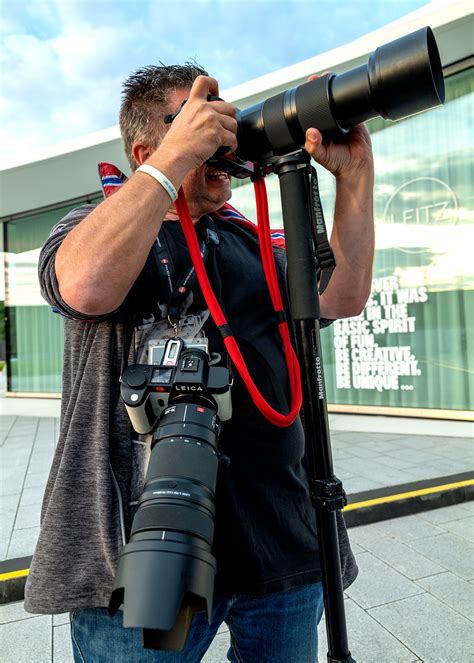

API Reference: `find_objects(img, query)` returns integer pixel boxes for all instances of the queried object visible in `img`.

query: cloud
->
[0,0,430,167]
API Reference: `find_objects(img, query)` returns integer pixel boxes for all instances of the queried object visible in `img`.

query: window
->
[232,67,473,413]
[4,198,101,392]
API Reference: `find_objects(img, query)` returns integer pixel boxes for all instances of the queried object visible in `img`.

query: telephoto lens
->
[236,26,445,160]
[109,398,221,651]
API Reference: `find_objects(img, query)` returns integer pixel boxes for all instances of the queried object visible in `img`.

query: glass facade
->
[231,67,473,414]
[4,199,101,392]
[2,67,472,415]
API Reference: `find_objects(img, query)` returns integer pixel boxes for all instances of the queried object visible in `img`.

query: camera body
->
[121,337,232,434]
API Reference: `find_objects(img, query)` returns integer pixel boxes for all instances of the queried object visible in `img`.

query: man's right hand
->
[55,76,238,317]
[153,76,238,176]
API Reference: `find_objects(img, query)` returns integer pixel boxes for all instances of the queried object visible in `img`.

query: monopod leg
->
[274,152,355,663]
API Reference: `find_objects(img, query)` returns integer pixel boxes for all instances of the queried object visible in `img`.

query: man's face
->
[165,88,232,218]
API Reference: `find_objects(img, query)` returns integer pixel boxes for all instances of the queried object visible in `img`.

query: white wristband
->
[136,164,178,202]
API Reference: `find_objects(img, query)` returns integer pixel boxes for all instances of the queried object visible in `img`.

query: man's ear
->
[132,142,152,167]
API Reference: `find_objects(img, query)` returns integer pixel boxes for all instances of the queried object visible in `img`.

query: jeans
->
[70,581,324,662]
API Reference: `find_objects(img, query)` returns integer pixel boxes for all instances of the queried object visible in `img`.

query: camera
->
[109,338,232,650]
[121,337,232,434]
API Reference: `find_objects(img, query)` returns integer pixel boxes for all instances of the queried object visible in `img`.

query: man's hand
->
[156,76,238,176]
[305,123,373,180]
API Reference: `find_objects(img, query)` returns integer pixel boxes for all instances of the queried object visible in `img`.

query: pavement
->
[1,397,473,662]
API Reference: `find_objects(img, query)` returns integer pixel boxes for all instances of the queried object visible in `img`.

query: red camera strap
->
[175,177,302,428]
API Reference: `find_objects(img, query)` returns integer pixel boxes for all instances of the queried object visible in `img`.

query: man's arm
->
[304,123,375,320]
[55,76,237,316]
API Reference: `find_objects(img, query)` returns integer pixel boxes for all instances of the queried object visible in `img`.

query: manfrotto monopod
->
[271,150,355,663]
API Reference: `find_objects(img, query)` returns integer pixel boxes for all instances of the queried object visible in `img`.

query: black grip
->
[277,163,320,321]
[131,502,214,543]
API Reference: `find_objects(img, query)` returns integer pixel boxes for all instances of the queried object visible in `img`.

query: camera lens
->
[237,26,444,160]
[109,402,221,651]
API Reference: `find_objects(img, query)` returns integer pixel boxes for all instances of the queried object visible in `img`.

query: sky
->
[1,0,433,167]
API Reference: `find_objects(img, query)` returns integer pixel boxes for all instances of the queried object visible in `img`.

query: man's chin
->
[207,184,232,211]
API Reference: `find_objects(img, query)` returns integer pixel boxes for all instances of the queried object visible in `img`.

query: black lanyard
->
[153,216,220,322]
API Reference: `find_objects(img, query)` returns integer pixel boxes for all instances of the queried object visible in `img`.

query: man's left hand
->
[305,122,373,180]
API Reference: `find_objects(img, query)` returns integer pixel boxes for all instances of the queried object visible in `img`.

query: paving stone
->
[7,525,40,558]
[402,466,457,482]
[1,465,28,482]
[337,456,418,486]
[318,598,421,663]
[19,485,47,508]
[343,476,386,494]
[391,449,443,465]
[0,510,16,560]
[23,471,48,489]
[415,571,474,621]
[430,444,474,460]
[439,515,474,543]
[14,501,42,530]
[0,600,34,624]
[352,440,403,453]
[6,431,37,443]
[202,630,231,662]
[418,503,473,525]
[1,437,34,452]
[53,623,74,662]
[369,454,416,470]
[1,492,20,516]
[344,551,424,609]
[0,415,16,434]
[369,592,473,663]
[399,435,436,447]
[217,622,229,636]
[53,612,70,627]
[29,444,55,458]
[0,614,52,663]
[33,438,56,451]
[348,540,365,555]
[337,468,355,480]
[0,447,31,467]
[26,452,54,469]
[374,513,446,542]
[340,445,382,459]
[348,520,394,547]
[408,532,474,581]
[0,476,27,501]
[363,537,446,579]
[337,448,356,460]
[420,458,473,475]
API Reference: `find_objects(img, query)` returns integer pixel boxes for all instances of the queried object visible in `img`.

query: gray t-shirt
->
[25,205,357,614]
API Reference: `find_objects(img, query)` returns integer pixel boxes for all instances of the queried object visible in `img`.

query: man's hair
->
[119,63,208,171]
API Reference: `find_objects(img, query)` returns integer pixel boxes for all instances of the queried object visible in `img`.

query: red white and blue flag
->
[98,162,128,198]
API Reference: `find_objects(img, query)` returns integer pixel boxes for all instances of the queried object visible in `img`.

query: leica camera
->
[121,337,232,434]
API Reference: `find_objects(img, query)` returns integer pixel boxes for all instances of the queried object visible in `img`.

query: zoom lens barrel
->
[236,27,445,160]
[109,402,221,651]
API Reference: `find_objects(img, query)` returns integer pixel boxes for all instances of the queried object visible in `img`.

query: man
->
[25,64,374,662]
